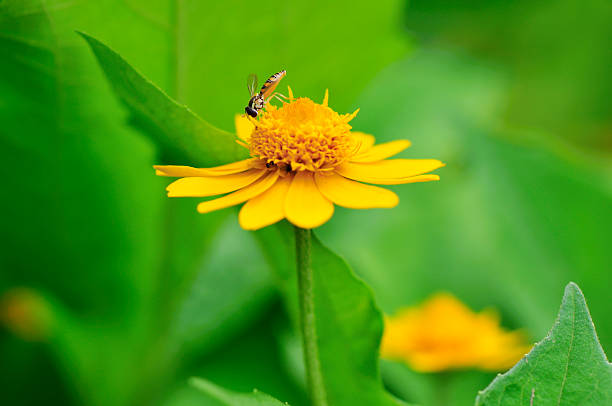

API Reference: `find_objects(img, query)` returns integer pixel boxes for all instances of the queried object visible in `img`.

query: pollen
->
[248,97,357,172]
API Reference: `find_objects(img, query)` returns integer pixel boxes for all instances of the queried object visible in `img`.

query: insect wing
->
[246,74,258,97]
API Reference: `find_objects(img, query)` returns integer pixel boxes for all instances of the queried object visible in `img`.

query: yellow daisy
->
[155,89,444,230]
[381,293,532,372]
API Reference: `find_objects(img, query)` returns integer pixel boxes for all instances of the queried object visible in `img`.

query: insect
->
[245,70,287,117]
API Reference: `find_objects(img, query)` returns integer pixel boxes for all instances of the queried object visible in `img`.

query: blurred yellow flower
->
[381,293,531,372]
[155,89,444,230]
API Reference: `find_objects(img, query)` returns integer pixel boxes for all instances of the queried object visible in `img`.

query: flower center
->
[248,98,355,172]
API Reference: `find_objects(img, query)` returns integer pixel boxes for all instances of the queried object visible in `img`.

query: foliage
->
[319,50,612,351]
[476,283,612,405]
[404,0,612,149]
[190,378,288,406]
[310,235,408,405]
[1,0,611,406]
[80,33,408,405]
[79,32,246,166]
[316,51,612,405]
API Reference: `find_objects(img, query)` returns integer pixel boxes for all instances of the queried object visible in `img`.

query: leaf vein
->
[556,291,577,406]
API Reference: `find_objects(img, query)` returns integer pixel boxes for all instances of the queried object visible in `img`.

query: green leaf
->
[310,234,408,405]
[79,31,246,166]
[475,283,612,406]
[190,378,288,406]
[168,217,276,358]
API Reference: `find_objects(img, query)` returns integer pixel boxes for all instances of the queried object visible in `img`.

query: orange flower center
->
[248,98,355,172]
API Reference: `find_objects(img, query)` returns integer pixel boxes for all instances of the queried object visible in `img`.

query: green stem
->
[294,227,327,406]
[433,371,452,406]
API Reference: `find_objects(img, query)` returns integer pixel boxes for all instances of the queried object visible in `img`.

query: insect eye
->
[245,106,258,117]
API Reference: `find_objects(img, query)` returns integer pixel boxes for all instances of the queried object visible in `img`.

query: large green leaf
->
[475,283,612,405]
[310,234,407,405]
[167,217,276,359]
[189,378,288,406]
[79,32,247,166]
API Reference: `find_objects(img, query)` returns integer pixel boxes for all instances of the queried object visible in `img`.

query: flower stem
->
[433,371,452,406]
[294,226,327,406]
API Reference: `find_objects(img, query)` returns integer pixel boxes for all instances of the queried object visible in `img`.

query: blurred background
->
[1,0,610,405]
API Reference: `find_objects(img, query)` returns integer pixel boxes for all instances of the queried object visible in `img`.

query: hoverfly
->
[245,70,287,117]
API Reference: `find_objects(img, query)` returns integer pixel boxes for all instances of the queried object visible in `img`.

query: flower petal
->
[239,175,292,230]
[345,108,360,122]
[197,171,279,214]
[336,159,444,185]
[338,173,440,185]
[351,140,411,163]
[166,169,265,197]
[235,114,255,141]
[350,132,376,155]
[154,158,255,177]
[395,174,441,184]
[285,171,334,229]
[322,89,329,107]
[315,173,398,209]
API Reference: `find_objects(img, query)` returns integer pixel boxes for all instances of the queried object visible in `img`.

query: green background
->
[1,0,610,405]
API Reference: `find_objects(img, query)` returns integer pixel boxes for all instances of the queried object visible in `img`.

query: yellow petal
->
[345,108,360,122]
[350,132,376,155]
[339,173,440,185]
[235,114,255,141]
[285,171,334,229]
[336,159,444,185]
[322,89,329,107]
[287,85,294,101]
[394,174,441,184]
[315,173,398,209]
[351,140,411,163]
[154,159,255,177]
[197,171,279,214]
[239,175,292,230]
[166,169,265,197]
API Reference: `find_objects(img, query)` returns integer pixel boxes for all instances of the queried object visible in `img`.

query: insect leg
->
[274,92,289,100]
[267,92,289,104]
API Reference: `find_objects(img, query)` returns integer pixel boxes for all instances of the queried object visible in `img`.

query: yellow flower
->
[381,293,531,372]
[155,89,444,230]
